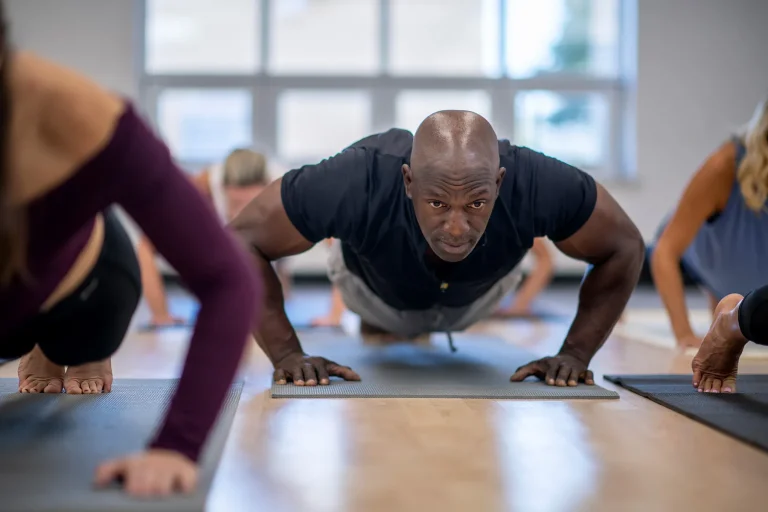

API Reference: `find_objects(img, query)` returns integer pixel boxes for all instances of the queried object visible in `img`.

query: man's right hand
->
[273,353,361,386]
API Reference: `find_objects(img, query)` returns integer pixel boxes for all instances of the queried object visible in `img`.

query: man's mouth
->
[438,240,471,254]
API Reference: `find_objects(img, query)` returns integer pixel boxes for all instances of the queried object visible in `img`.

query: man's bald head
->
[410,110,500,176]
[402,110,506,263]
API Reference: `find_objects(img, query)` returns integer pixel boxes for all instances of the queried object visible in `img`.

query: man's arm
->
[509,148,644,386]
[228,177,314,365]
[553,183,645,363]
[228,148,370,385]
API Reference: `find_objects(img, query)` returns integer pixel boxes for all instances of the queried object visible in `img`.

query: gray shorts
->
[327,241,523,338]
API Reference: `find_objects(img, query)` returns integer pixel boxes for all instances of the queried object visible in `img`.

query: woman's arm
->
[651,141,735,346]
[135,170,213,326]
[506,238,554,313]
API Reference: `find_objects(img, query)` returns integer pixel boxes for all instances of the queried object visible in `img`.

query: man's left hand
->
[509,353,594,386]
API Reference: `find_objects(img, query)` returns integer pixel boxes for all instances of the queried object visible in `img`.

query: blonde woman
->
[137,148,288,328]
[650,97,768,348]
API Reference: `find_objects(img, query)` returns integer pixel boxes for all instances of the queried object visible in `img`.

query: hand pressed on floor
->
[509,353,594,386]
[273,353,361,386]
[94,449,198,498]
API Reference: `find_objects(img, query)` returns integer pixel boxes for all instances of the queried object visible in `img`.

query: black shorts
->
[0,209,142,366]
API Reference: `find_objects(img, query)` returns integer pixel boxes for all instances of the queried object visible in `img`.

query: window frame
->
[137,0,636,179]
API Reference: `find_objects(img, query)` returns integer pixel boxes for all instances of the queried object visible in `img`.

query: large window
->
[141,0,635,178]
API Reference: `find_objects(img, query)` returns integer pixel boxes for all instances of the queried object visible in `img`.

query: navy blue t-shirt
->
[281,129,597,311]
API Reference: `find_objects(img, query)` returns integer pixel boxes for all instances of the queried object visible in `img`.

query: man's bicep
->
[554,183,643,264]
[229,178,314,261]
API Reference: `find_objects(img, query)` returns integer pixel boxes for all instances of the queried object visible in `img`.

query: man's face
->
[403,155,504,263]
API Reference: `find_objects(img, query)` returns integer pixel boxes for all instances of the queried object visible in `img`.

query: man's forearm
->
[560,243,644,362]
[249,249,305,365]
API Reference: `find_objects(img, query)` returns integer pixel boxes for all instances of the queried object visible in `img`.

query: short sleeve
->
[515,147,598,242]
[280,148,371,245]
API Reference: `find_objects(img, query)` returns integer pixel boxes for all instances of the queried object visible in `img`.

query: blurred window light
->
[145,0,260,74]
[277,90,373,163]
[269,0,380,75]
[513,90,609,170]
[388,0,501,77]
[395,91,493,135]
[156,89,253,164]
[505,0,620,78]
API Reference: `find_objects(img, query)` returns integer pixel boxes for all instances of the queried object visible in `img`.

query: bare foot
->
[18,345,65,393]
[692,294,748,393]
[64,358,113,394]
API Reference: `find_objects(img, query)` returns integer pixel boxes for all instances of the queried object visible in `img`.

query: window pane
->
[395,90,493,135]
[514,91,608,169]
[269,0,379,75]
[157,89,253,164]
[277,90,372,163]
[146,0,260,74]
[505,0,619,78]
[389,0,500,77]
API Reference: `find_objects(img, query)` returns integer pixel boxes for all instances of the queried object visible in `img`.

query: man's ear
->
[496,167,506,196]
[402,164,413,199]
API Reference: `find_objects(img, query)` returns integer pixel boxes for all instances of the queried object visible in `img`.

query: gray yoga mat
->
[605,374,768,454]
[272,333,618,399]
[0,378,242,512]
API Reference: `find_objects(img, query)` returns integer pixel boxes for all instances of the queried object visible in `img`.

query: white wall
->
[5,0,138,98]
[7,0,768,275]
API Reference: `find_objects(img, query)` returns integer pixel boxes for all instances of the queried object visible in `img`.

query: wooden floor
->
[3,285,768,512]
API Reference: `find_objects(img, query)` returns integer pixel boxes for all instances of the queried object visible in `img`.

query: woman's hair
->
[737,96,768,213]
[0,0,24,286]
[222,148,268,188]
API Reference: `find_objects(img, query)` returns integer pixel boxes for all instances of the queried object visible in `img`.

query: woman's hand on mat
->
[94,449,198,497]
[149,314,187,328]
[509,354,594,387]
[273,353,361,386]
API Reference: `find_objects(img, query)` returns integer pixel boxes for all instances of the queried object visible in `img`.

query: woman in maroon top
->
[0,6,262,498]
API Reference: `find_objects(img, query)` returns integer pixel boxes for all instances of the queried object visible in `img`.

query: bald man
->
[231,111,645,387]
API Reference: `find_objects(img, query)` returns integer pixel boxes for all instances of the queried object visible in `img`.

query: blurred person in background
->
[136,148,291,328]
[649,97,768,349]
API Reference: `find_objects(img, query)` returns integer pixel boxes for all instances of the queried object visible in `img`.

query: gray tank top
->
[680,137,768,299]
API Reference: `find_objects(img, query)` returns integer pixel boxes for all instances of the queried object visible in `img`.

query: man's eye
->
[469,201,486,209]
[429,201,445,208]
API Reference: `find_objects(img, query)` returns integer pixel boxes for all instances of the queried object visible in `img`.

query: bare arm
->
[651,142,734,342]
[228,177,314,365]
[509,238,555,311]
[554,183,645,363]
[135,236,173,321]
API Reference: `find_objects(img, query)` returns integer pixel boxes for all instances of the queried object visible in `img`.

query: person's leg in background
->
[311,238,348,327]
[692,284,768,393]
[16,209,142,394]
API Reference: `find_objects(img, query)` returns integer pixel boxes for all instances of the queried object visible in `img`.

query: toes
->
[65,380,83,395]
[43,379,63,394]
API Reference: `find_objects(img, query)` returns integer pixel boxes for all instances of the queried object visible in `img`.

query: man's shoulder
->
[347,128,413,158]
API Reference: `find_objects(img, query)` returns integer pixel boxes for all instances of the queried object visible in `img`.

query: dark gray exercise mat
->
[0,379,242,512]
[272,333,618,399]
[604,374,768,453]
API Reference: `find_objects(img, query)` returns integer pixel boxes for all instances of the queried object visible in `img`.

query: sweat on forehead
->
[410,110,500,171]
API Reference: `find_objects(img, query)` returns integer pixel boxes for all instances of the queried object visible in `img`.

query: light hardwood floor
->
[2,288,767,512]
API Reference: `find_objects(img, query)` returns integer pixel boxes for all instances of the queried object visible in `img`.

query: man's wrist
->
[272,348,306,367]
[557,343,593,364]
